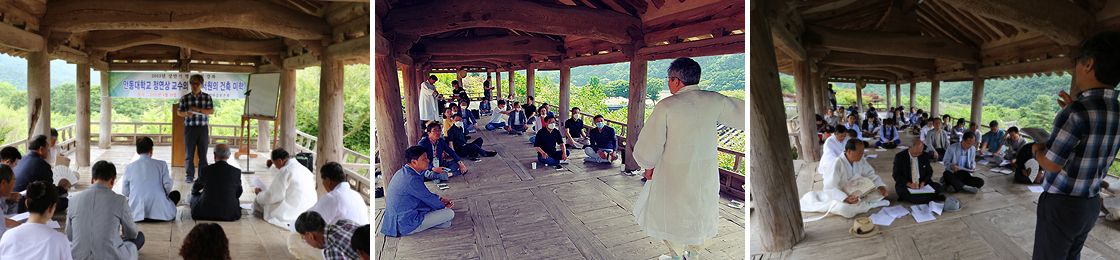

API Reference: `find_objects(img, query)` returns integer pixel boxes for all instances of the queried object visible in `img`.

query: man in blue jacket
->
[13,135,68,213]
[380,146,455,237]
[584,115,618,163]
[417,122,467,184]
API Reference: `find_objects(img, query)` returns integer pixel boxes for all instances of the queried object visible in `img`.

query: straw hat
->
[848,217,879,238]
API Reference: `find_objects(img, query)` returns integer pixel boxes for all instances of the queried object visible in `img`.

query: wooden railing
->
[294,131,371,203]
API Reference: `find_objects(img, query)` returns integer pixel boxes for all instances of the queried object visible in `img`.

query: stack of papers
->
[870,205,913,226]
[883,205,911,218]
[875,148,887,152]
[989,167,1013,174]
[977,159,991,165]
[47,220,60,229]
[897,146,908,150]
[865,154,878,159]
[908,185,937,194]
[240,203,253,210]
[251,179,268,192]
[8,212,29,222]
[1000,160,1012,167]
[911,204,936,223]
[929,201,944,215]
[1028,186,1045,193]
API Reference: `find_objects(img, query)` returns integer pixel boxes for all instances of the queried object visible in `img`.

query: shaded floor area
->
[751,130,1120,260]
[374,114,747,260]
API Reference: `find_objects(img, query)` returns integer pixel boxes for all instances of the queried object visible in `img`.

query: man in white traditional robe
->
[286,162,369,260]
[631,58,745,260]
[254,148,317,228]
[419,75,441,122]
[800,139,889,219]
[818,126,851,175]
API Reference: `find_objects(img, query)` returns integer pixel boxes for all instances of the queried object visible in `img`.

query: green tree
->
[604,79,628,97]
[646,77,665,101]
[1018,95,1057,130]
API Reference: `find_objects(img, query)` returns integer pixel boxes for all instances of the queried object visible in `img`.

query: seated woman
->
[0,181,70,260]
[816,114,833,143]
[380,146,455,237]
[875,118,901,149]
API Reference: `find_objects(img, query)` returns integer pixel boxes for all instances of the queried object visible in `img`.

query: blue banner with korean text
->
[107,72,249,99]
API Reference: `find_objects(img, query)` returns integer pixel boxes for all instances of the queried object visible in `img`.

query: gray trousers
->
[1034,192,1100,260]
[407,208,454,235]
[184,126,209,178]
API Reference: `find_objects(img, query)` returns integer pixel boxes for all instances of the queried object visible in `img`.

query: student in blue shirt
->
[979,120,1007,155]
[584,115,618,163]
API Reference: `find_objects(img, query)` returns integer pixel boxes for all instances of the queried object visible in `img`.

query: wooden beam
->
[0,21,44,52]
[807,24,979,64]
[562,51,625,67]
[978,58,1072,78]
[636,35,744,61]
[283,52,321,69]
[770,17,806,61]
[428,54,531,64]
[86,30,285,56]
[818,51,935,72]
[325,35,370,62]
[429,61,500,69]
[417,36,563,56]
[939,0,1094,46]
[384,0,642,44]
[45,0,330,40]
[830,70,899,80]
[644,13,744,44]
[52,46,89,64]
[830,66,910,78]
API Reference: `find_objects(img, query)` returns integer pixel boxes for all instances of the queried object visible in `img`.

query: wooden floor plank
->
[467,196,508,260]
[881,228,923,260]
[588,178,635,212]
[492,143,534,181]
[531,187,616,260]
[962,214,1032,260]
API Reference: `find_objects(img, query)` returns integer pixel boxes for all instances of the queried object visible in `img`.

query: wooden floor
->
[750,130,1120,260]
[56,145,297,260]
[373,116,748,260]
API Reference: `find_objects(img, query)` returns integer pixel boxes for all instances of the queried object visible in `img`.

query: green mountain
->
[0,54,102,90]
[525,53,745,93]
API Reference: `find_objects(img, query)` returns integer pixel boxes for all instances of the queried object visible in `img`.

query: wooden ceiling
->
[0,0,370,73]
[770,0,1116,83]
[378,0,746,72]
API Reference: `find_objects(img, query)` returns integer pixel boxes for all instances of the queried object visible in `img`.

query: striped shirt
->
[322,219,361,260]
[1043,88,1120,197]
[177,92,213,126]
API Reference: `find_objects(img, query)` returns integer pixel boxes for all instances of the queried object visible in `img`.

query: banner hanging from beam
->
[107,72,250,99]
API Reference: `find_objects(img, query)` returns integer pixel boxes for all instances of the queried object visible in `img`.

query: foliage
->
[1017,95,1057,131]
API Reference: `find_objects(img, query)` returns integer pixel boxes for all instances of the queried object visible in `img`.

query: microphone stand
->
[241,89,255,174]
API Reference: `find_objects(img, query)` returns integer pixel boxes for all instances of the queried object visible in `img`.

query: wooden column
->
[820,73,831,111]
[495,69,502,99]
[750,5,805,251]
[930,80,941,118]
[624,45,647,172]
[885,82,892,109]
[970,76,985,124]
[526,67,536,98]
[99,71,112,148]
[793,59,820,162]
[76,63,91,167]
[810,71,823,115]
[27,46,50,138]
[559,64,571,123]
[373,44,409,194]
[909,82,916,110]
[508,69,515,99]
[402,63,422,145]
[317,45,345,197]
[279,68,297,152]
[855,79,864,113]
[895,83,901,109]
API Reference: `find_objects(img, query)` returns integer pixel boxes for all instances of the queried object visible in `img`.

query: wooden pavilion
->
[0,0,370,188]
[752,0,1120,253]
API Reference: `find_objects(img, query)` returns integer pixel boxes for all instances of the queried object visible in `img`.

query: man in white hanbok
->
[818,126,852,175]
[253,148,317,228]
[800,139,889,219]
[419,75,442,122]
[631,58,745,260]
[286,162,369,260]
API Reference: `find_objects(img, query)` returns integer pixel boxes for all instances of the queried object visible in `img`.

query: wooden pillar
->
[930,80,941,118]
[970,76,984,124]
[99,71,112,149]
[810,71,823,115]
[885,82,892,109]
[909,82,916,110]
[559,64,571,123]
[402,63,422,145]
[895,83,901,110]
[76,63,91,167]
[373,44,409,195]
[624,45,647,172]
[793,60,820,162]
[750,5,805,251]
[495,69,503,99]
[526,67,536,98]
[820,73,830,111]
[27,46,50,138]
[855,79,864,114]
[508,69,515,99]
[279,69,297,152]
[317,45,345,197]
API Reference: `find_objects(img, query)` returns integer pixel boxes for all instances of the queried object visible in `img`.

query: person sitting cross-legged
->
[254,148,318,228]
[800,139,889,219]
[0,181,71,260]
[505,101,529,135]
[13,135,69,213]
[893,140,946,204]
[1011,143,1043,184]
[122,137,180,221]
[535,116,570,168]
[979,120,1007,156]
[287,162,370,260]
[67,161,145,260]
[875,118,902,149]
[187,144,243,221]
[456,100,478,134]
[351,225,370,260]
[417,122,468,184]
[817,126,850,175]
[564,107,590,148]
[0,165,19,240]
[1000,127,1028,163]
[940,132,984,193]
[447,114,497,158]
[485,100,510,130]
[179,223,231,260]
[381,146,455,237]
[584,115,619,164]
[295,211,363,260]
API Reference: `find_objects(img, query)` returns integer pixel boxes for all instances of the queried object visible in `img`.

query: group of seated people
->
[0,136,371,259]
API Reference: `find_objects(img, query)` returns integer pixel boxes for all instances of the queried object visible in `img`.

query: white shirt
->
[419,81,440,121]
[0,223,73,260]
[818,136,848,175]
[255,159,318,228]
[632,85,744,245]
[489,106,508,124]
[289,182,370,233]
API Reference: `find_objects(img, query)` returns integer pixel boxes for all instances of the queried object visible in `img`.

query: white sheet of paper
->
[861,137,873,141]
[1028,186,1045,193]
[865,154,878,159]
[18,190,25,196]
[929,201,944,215]
[908,185,936,194]
[188,110,205,116]
[897,146,908,150]
[8,212,29,222]
[47,220,60,229]
[875,149,886,152]
[869,211,896,226]
[1000,160,1012,167]
[913,211,936,223]
[1101,211,1107,217]
[977,159,990,165]
[240,203,253,210]
[883,205,910,218]
[251,179,268,191]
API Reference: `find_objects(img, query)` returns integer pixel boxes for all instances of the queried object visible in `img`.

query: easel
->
[235,115,279,160]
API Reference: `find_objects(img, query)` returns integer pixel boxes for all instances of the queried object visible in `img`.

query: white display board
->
[245,73,281,118]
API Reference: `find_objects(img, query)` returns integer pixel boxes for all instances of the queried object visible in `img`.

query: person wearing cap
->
[893,140,945,204]
[817,126,851,176]
[801,139,889,219]
[940,132,984,193]
[979,120,1007,156]
[1000,127,1028,162]
[1029,31,1120,259]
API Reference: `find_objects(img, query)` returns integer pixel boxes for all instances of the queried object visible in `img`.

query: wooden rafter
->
[416,36,564,56]
[939,0,1094,46]
[44,0,330,40]
[806,24,979,64]
[85,30,286,56]
[384,0,642,44]
[929,0,990,43]
[818,51,935,72]
[922,1,981,45]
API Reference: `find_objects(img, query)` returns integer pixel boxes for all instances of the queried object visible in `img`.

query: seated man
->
[380,146,455,237]
[254,148,318,228]
[1012,143,1043,184]
[584,115,619,163]
[505,101,529,135]
[1000,127,1028,162]
[351,225,370,260]
[0,165,19,240]
[287,162,370,259]
[417,122,468,184]
[893,140,946,204]
[842,113,864,140]
[564,107,589,148]
[447,114,496,158]
[823,108,840,128]
[951,119,967,143]
[0,181,70,260]
[875,118,901,149]
[817,126,850,175]
[479,97,492,116]
[188,144,243,221]
[863,116,881,138]
[535,116,570,168]
[122,137,180,221]
[941,132,984,193]
[12,135,68,213]
[485,100,509,130]
[979,120,1007,156]
[0,147,19,167]
[48,129,78,187]
[294,211,362,260]
[923,118,950,161]
[456,100,478,134]
[67,161,144,260]
[800,139,889,218]
[967,122,982,150]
